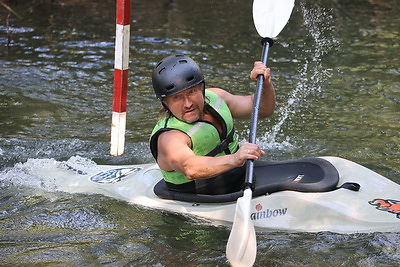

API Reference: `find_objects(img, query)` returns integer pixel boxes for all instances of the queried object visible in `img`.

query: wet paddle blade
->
[226,189,257,267]
[253,0,295,38]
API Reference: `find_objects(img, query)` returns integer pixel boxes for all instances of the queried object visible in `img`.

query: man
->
[150,54,275,195]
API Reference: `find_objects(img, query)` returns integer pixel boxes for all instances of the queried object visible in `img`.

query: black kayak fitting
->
[154,157,351,203]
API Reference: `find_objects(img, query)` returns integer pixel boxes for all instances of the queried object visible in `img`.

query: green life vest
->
[150,90,239,185]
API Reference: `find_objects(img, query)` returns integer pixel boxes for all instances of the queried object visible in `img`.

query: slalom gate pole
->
[110,0,131,156]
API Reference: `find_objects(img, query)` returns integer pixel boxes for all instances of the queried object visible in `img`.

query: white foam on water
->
[0,158,56,190]
[0,156,98,192]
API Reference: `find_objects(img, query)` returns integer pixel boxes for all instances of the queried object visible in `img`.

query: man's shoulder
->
[206,87,225,96]
[206,88,233,108]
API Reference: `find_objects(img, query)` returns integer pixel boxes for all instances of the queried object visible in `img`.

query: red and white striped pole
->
[111,0,130,156]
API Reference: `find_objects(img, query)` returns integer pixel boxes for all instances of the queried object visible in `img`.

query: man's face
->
[163,84,204,123]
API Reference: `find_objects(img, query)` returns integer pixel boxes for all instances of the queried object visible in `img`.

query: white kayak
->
[31,156,400,234]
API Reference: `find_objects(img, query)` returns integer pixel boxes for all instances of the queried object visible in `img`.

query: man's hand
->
[233,142,265,166]
[250,61,272,86]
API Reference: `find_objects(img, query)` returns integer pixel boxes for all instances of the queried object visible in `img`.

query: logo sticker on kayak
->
[251,203,287,220]
[369,199,400,219]
[90,167,142,184]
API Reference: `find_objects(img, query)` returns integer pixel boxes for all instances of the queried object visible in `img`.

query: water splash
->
[0,156,97,191]
[259,2,340,150]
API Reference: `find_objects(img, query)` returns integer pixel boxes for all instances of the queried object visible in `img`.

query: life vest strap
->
[205,127,236,157]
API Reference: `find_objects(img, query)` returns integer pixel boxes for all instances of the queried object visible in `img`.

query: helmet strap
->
[201,82,206,97]
[161,101,171,113]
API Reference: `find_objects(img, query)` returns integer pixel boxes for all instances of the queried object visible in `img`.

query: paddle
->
[226,1,295,266]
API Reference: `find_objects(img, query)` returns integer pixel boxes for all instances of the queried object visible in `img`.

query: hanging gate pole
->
[110,0,131,156]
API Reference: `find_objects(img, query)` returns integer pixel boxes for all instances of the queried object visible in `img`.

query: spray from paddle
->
[259,2,340,149]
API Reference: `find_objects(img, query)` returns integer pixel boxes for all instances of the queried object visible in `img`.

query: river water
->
[1,0,399,266]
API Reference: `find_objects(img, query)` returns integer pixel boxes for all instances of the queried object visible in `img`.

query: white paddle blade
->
[226,189,257,267]
[253,0,295,38]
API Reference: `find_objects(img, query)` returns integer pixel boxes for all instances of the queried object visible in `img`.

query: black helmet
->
[152,55,204,99]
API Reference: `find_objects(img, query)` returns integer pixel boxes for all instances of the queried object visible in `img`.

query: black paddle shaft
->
[244,37,274,190]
